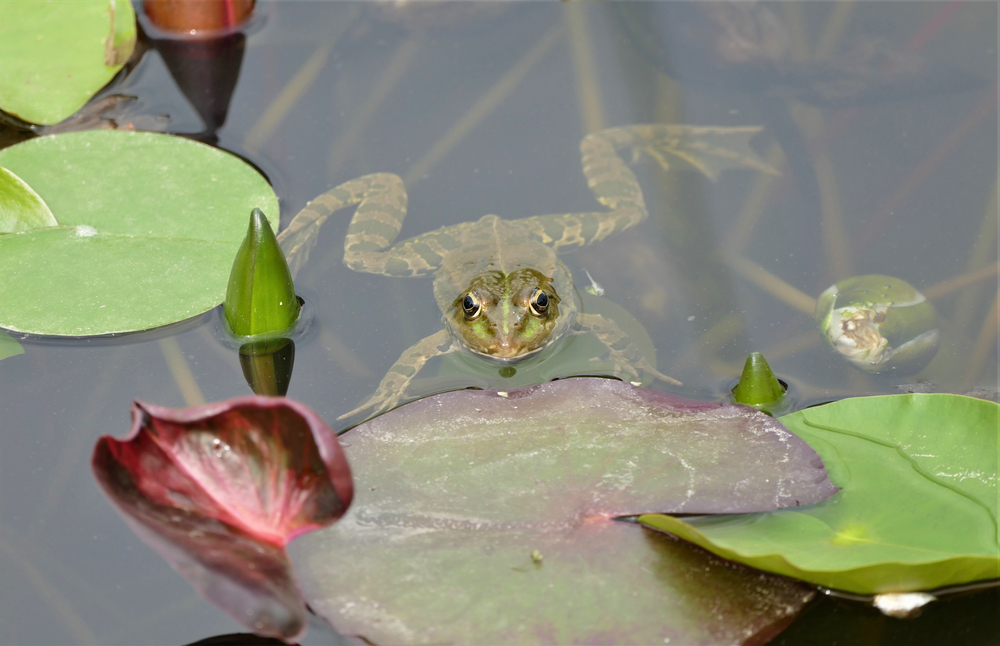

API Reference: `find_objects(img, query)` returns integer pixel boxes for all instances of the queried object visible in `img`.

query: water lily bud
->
[732,352,785,408]
[815,275,939,374]
[224,208,300,337]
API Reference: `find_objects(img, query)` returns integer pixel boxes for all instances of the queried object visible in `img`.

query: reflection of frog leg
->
[519,125,776,252]
[338,329,463,419]
[575,312,682,386]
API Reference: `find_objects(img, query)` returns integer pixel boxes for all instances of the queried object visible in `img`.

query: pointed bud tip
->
[732,352,786,406]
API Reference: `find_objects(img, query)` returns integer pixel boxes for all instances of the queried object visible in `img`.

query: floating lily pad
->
[641,394,1000,594]
[0,130,278,336]
[92,396,353,641]
[0,0,136,125]
[292,378,837,645]
[0,165,57,232]
[0,330,23,361]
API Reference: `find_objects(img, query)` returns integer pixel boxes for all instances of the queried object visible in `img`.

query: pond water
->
[0,1,997,644]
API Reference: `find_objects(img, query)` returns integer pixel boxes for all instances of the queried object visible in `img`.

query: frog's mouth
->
[470,344,546,362]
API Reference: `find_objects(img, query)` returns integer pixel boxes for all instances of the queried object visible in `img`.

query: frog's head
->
[449,268,561,359]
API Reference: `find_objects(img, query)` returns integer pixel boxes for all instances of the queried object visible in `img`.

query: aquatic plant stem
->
[244,37,340,153]
[725,254,817,315]
[402,25,562,187]
[0,534,97,643]
[815,0,856,60]
[316,37,421,274]
[723,144,785,255]
[950,178,1000,335]
[159,337,206,406]
[34,347,124,530]
[814,149,852,281]
[857,86,998,253]
[327,38,421,179]
[961,286,1000,392]
[922,260,1000,300]
[320,325,374,379]
[566,1,604,134]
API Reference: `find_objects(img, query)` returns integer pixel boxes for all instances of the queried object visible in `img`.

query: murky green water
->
[1,2,997,644]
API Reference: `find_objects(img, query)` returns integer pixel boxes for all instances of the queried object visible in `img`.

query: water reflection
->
[0,2,996,644]
[239,339,295,396]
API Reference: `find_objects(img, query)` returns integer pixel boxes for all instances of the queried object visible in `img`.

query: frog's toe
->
[337,402,371,420]
[650,370,683,386]
[338,394,385,420]
[637,360,682,386]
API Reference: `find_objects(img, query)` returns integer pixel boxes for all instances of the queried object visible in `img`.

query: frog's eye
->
[462,292,482,319]
[529,288,549,316]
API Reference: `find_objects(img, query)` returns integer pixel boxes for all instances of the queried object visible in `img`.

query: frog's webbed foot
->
[576,312,682,386]
[616,124,780,181]
[338,329,461,420]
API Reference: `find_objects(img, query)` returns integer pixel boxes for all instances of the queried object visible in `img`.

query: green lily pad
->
[0,165,57,232]
[0,0,136,125]
[291,378,837,644]
[0,330,23,361]
[0,130,278,336]
[640,394,1000,594]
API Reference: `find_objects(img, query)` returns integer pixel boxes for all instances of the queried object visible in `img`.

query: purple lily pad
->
[92,396,353,642]
[292,377,837,645]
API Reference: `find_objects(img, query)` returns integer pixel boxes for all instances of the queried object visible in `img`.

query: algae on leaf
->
[0,130,278,336]
[641,394,1000,594]
[0,0,136,125]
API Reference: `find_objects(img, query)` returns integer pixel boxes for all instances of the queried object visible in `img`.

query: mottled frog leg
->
[338,329,463,419]
[575,312,682,386]
[276,173,413,279]
[518,125,778,251]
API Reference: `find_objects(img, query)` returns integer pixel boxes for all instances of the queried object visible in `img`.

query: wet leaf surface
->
[0,130,277,336]
[0,0,136,124]
[92,396,353,641]
[641,394,1000,594]
[292,377,837,645]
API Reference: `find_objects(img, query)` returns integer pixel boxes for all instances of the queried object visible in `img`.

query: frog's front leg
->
[338,329,463,420]
[575,312,682,386]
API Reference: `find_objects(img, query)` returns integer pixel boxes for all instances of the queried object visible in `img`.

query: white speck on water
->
[75,225,98,237]
[687,315,696,321]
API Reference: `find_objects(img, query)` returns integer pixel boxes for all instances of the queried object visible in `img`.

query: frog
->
[276,125,777,418]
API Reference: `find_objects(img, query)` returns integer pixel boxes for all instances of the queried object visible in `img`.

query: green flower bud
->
[224,208,300,337]
[815,275,939,375]
[732,352,785,407]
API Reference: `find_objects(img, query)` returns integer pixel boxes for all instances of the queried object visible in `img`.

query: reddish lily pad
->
[291,378,837,645]
[92,397,353,641]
